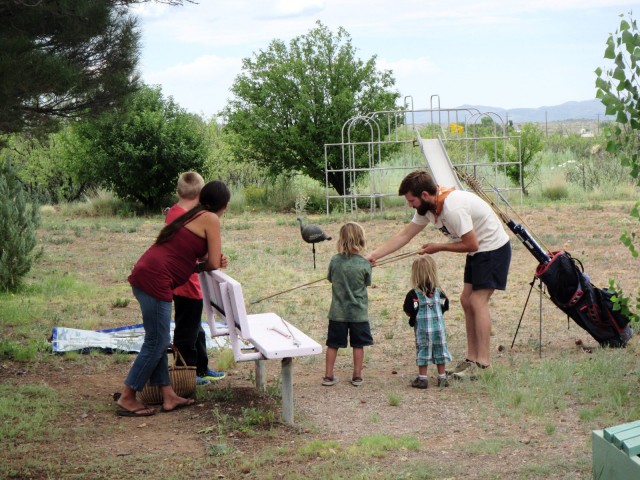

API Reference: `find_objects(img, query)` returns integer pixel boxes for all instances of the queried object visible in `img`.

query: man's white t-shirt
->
[411,190,509,254]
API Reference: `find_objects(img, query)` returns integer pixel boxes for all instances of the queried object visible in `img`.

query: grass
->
[467,345,640,428]
[353,434,421,457]
[0,384,61,442]
[386,391,402,406]
[213,347,237,371]
[0,338,43,361]
[111,297,130,308]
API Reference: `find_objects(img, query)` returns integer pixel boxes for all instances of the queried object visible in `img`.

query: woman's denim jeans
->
[125,286,172,391]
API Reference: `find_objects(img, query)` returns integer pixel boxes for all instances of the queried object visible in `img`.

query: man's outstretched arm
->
[367,222,426,264]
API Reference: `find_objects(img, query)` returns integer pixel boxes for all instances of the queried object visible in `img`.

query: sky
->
[133,0,637,119]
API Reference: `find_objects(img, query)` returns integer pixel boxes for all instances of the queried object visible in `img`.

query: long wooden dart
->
[250,249,420,305]
[375,249,421,266]
[250,276,327,304]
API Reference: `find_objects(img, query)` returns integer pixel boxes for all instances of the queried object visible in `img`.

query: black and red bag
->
[535,251,632,348]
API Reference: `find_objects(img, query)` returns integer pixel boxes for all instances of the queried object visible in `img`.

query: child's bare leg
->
[436,363,445,375]
[325,347,338,378]
[418,365,428,376]
[352,347,364,378]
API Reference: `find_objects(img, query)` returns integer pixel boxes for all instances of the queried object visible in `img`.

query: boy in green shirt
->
[323,222,373,387]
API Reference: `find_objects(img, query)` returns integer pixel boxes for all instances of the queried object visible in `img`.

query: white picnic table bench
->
[199,270,322,424]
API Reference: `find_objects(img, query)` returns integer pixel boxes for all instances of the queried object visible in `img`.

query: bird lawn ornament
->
[297,217,331,269]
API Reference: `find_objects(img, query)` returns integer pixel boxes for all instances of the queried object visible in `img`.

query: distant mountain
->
[455,99,611,123]
[410,99,611,124]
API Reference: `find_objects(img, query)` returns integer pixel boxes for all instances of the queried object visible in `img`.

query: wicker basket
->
[137,346,196,405]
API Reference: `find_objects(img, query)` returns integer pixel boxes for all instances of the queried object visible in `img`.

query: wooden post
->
[281,357,293,425]
[255,359,267,391]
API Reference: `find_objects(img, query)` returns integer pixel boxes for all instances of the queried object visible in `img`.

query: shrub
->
[243,185,268,207]
[72,85,208,210]
[564,144,631,191]
[541,181,569,201]
[304,189,327,213]
[59,189,144,217]
[0,160,40,291]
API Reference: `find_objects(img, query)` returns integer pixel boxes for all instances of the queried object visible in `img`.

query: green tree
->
[596,11,640,256]
[595,11,640,322]
[72,85,208,210]
[203,120,266,188]
[479,121,543,195]
[0,160,40,291]
[221,21,401,195]
[596,14,640,186]
[0,1,138,136]
[508,122,543,195]
[0,0,190,137]
[0,127,96,203]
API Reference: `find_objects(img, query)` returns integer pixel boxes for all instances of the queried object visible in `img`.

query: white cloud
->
[377,57,441,103]
[143,55,242,118]
[274,0,326,17]
[379,57,440,78]
[130,2,170,18]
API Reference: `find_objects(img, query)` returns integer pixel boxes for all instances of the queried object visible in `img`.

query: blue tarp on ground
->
[50,321,230,353]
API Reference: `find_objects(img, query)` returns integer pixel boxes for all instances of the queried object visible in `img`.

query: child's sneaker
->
[351,376,363,386]
[322,376,338,386]
[196,376,210,386]
[201,369,226,381]
[411,376,429,389]
[437,375,449,387]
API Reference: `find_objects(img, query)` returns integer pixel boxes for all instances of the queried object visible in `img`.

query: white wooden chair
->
[200,270,322,424]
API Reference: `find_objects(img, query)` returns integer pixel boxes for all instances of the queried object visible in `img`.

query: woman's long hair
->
[156,180,230,245]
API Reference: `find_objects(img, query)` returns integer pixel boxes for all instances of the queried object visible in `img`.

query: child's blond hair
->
[177,171,205,200]
[411,255,440,294]
[336,222,366,255]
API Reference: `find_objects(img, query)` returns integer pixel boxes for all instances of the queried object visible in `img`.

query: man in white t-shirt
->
[368,170,511,380]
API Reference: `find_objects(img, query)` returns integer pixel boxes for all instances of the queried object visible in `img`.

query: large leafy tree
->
[72,85,208,210]
[0,0,189,137]
[595,11,640,321]
[221,21,401,195]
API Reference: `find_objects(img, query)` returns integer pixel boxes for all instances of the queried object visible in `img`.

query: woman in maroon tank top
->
[115,181,230,417]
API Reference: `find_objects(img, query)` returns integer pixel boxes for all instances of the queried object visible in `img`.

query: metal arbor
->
[323,95,523,216]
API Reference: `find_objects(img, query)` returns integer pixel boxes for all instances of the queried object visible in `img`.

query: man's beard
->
[416,197,435,216]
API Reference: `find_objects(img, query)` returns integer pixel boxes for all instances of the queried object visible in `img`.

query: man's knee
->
[460,293,471,311]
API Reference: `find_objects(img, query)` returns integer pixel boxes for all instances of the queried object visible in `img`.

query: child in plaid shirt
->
[403,255,451,389]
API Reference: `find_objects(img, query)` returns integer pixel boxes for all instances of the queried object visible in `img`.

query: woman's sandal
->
[116,405,156,417]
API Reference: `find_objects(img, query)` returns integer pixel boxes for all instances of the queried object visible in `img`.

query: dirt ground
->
[2,200,640,479]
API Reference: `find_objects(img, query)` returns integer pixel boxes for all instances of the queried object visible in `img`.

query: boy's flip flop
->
[115,406,156,417]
